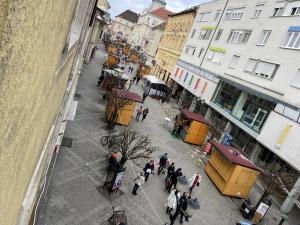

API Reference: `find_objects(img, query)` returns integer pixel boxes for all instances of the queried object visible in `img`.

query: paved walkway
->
[36,46,283,225]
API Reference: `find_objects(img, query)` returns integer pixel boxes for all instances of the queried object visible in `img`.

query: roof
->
[116,10,139,23]
[169,6,198,17]
[153,22,167,30]
[111,89,142,103]
[211,141,261,171]
[150,7,173,20]
[144,75,166,85]
[180,108,209,125]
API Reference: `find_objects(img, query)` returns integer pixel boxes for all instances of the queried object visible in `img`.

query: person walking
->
[142,92,148,102]
[135,106,143,121]
[165,189,180,215]
[169,192,187,225]
[132,76,137,83]
[143,160,154,182]
[158,153,168,175]
[136,74,141,85]
[188,173,201,194]
[166,162,175,180]
[132,172,145,195]
[168,168,182,193]
[142,108,149,122]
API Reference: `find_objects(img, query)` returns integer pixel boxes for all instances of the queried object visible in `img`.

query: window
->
[229,55,240,68]
[198,48,204,57]
[191,29,196,38]
[199,29,213,40]
[207,50,224,64]
[198,12,210,22]
[291,7,300,16]
[281,31,300,49]
[253,9,262,18]
[225,11,243,20]
[244,58,278,79]
[257,30,271,45]
[291,69,300,88]
[215,11,221,21]
[275,104,300,123]
[185,46,196,55]
[273,7,284,16]
[215,29,223,41]
[228,30,252,44]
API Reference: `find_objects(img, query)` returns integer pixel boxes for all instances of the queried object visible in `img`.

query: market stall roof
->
[180,108,209,125]
[211,141,261,171]
[112,88,142,103]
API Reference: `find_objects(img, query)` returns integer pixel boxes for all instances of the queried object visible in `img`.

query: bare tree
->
[107,97,131,130]
[109,128,157,166]
[258,161,300,209]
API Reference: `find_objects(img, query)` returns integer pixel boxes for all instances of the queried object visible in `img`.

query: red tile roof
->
[112,88,142,103]
[180,108,209,125]
[211,141,261,171]
[151,7,173,20]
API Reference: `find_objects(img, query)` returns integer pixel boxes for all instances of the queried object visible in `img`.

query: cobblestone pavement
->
[36,46,284,225]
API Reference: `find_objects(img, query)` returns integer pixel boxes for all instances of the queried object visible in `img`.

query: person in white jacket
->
[165,189,180,215]
[132,172,145,195]
[188,173,201,194]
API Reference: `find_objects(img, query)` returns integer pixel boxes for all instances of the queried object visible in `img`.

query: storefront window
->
[241,96,274,132]
[214,83,241,112]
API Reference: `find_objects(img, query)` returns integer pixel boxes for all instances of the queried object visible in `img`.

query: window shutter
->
[261,62,276,78]
[245,59,257,72]
[291,70,300,88]
[229,55,240,68]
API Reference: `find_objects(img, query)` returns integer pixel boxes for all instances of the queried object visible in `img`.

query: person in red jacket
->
[188,173,201,194]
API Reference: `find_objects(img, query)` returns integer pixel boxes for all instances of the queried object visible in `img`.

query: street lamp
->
[176,176,188,192]
[186,198,200,218]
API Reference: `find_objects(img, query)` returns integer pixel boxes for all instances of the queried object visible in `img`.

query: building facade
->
[144,22,166,66]
[112,10,139,39]
[0,1,101,225]
[152,7,197,85]
[130,0,173,48]
[171,0,300,214]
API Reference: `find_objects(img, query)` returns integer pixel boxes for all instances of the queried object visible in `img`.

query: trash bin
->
[240,199,256,219]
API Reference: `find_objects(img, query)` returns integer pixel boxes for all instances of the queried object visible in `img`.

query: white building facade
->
[111,10,138,39]
[171,0,300,214]
[130,0,172,48]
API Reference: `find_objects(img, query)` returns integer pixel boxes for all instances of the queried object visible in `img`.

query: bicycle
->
[100,134,117,148]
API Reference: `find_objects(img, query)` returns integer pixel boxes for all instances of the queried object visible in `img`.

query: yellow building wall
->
[153,11,196,79]
[0,1,78,225]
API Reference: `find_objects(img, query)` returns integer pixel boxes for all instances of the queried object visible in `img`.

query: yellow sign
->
[277,124,292,146]
[209,46,227,53]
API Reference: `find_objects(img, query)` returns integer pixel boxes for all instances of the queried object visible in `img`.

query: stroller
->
[108,207,127,225]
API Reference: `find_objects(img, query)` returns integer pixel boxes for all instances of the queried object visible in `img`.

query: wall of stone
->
[0,1,78,225]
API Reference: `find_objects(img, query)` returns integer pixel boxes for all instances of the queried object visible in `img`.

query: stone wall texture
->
[0,1,78,225]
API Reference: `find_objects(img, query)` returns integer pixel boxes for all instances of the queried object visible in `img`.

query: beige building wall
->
[0,1,95,225]
[153,9,196,85]
[112,17,134,38]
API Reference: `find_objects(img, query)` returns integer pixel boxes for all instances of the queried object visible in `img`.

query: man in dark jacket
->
[169,192,188,225]
[168,168,182,193]
[158,153,168,175]
[143,160,154,182]
[166,162,175,180]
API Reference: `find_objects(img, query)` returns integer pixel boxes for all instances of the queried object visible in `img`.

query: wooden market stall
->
[105,89,142,126]
[204,141,261,198]
[178,109,209,145]
[101,70,129,92]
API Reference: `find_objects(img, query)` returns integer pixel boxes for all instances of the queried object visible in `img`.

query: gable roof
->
[169,6,198,17]
[116,10,139,23]
[150,7,173,20]
[180,108,209,125]
[153,22,166,31]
